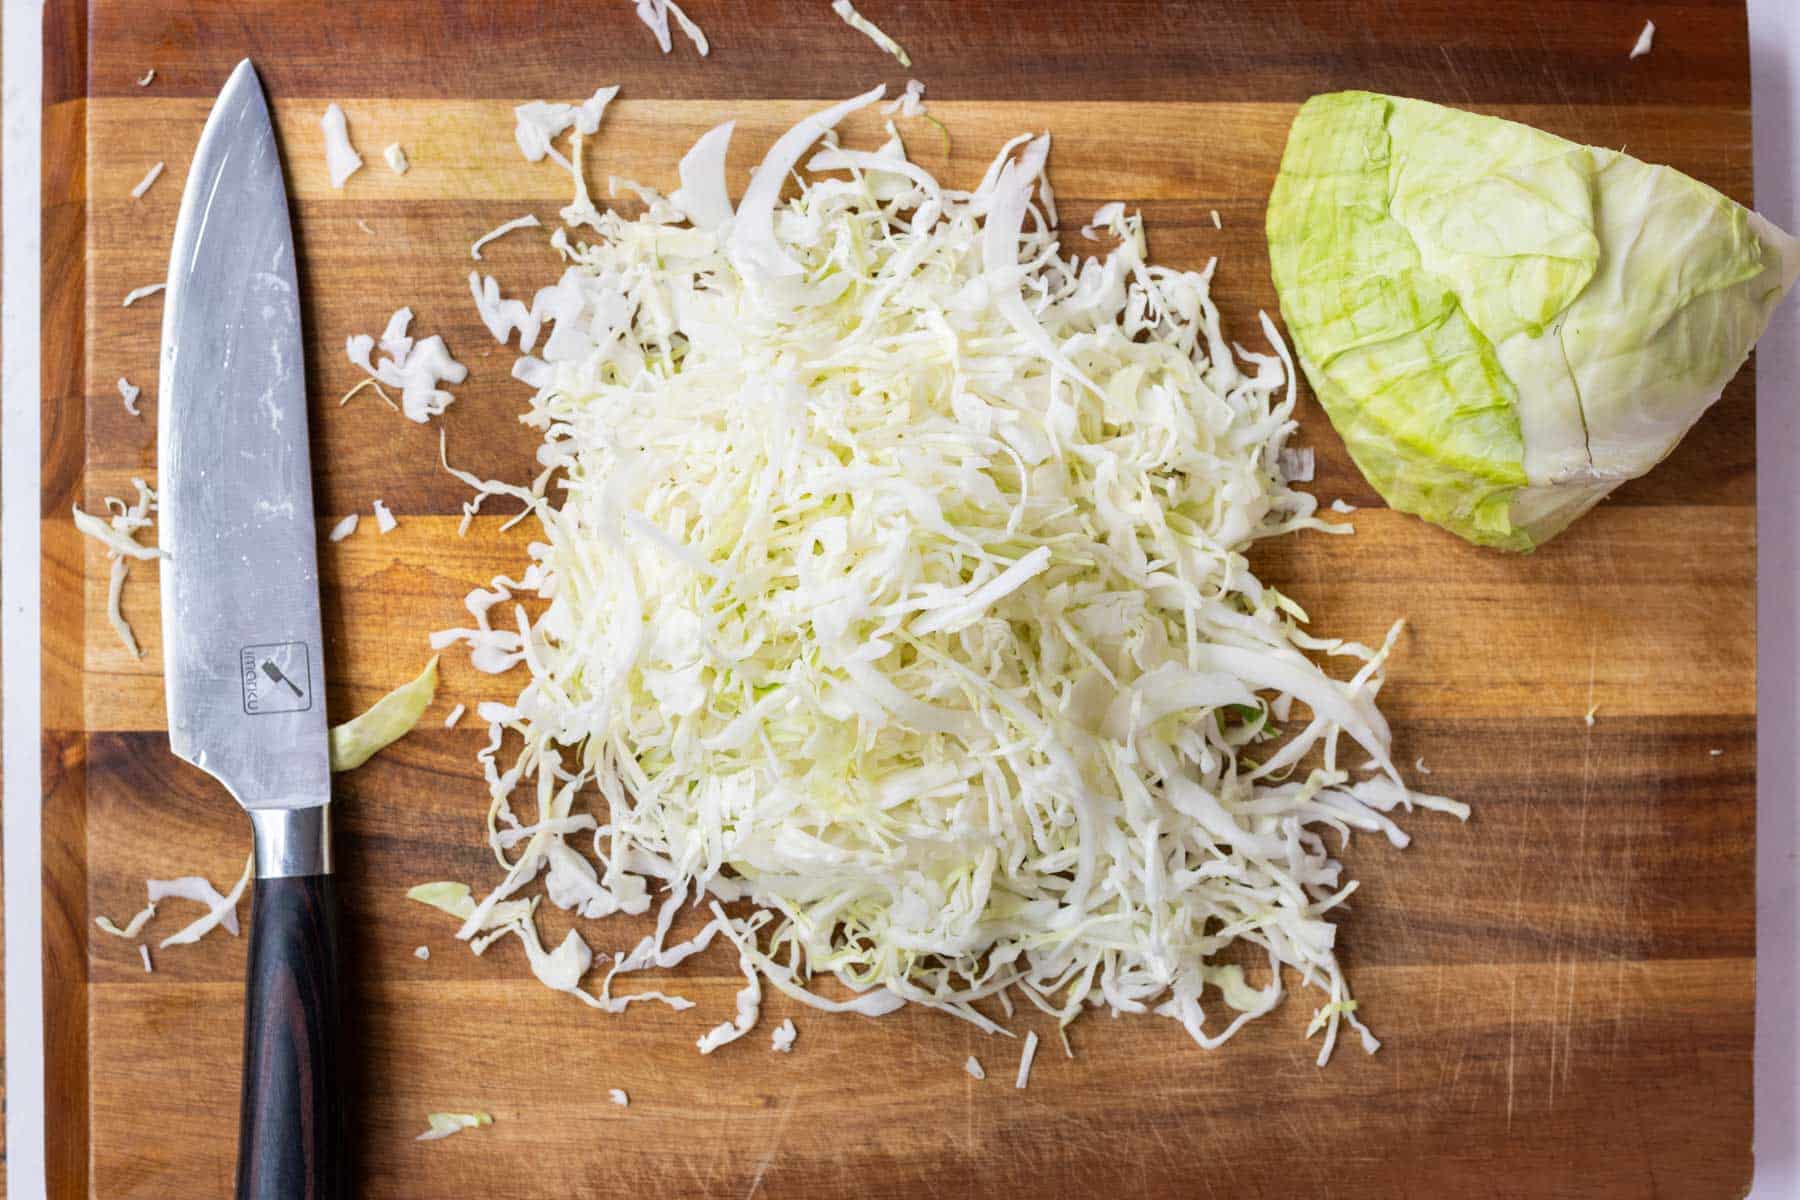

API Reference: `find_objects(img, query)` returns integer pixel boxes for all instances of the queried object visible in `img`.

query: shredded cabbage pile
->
[433,88,1465,1064]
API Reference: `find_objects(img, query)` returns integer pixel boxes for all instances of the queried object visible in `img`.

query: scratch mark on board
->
[744,1089,801,1200]
[965,1034,976,1165]
[1548,950,1560,1109]
[1531,19,1582,121]
[1583,640,1599,729]
[1505,972,1519,1132]
[1611,955,1629,1057]
[1438,44,1475,106]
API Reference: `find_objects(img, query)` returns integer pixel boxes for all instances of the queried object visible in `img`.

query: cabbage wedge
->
[1267,91,1800,550]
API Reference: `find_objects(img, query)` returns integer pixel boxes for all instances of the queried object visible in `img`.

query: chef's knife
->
[158,59,348,1200]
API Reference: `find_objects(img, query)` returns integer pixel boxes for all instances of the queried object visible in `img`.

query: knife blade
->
[158,58,348,1200]
[158,64,328,823]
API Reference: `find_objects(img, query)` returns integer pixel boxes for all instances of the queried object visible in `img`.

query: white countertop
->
[1748,2,1800,1192]
[4,4,1797,1196]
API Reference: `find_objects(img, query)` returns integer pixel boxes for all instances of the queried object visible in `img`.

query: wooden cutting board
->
[42,2,1761,1196]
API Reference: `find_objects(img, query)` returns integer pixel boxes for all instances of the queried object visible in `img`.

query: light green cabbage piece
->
[328,655,438,772]
[406,882,475,918]
[406,881,537,940]
[1267,91,1800,550]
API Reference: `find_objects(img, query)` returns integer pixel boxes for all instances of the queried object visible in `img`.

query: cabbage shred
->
[438,92,1463,1063]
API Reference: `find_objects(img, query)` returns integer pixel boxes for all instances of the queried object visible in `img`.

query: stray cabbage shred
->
[73,480,163,658]
[93,856,258,956]
[321,103,363,188]
[94,901,157,939]
[130,160,165,199]
[344,307,468,424]
[630,0,708,57]
[432,87,1465,1065]
[1016,1030,1040,1089]
[831,0,912,66]
[157,854,253,949]
[416,1111,491,1142]
[146,874,239,931]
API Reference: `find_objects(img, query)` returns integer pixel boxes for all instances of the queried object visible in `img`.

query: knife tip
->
[213,58,272,125]
[226,58,262,94]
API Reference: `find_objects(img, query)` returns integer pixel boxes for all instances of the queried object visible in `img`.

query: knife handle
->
[237,818,349,1199]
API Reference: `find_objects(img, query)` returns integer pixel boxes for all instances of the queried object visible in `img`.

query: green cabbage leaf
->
[1268,91,1799,549]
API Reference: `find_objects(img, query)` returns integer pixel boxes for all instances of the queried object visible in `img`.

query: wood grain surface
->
[43,2,1761,1197]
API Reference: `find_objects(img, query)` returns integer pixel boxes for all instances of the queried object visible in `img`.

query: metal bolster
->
[249,805,333,878]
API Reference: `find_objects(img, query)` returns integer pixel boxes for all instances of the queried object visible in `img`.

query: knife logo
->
[260,660,304,697]
[240,641,313,715]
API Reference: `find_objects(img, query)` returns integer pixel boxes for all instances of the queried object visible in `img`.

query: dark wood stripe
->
[79,715,1753,991]
[40,101,87,520]
[43,0,88,107]
[81,100,1758,205]
[84,959,1752,1200]
[85,1,1750,107]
